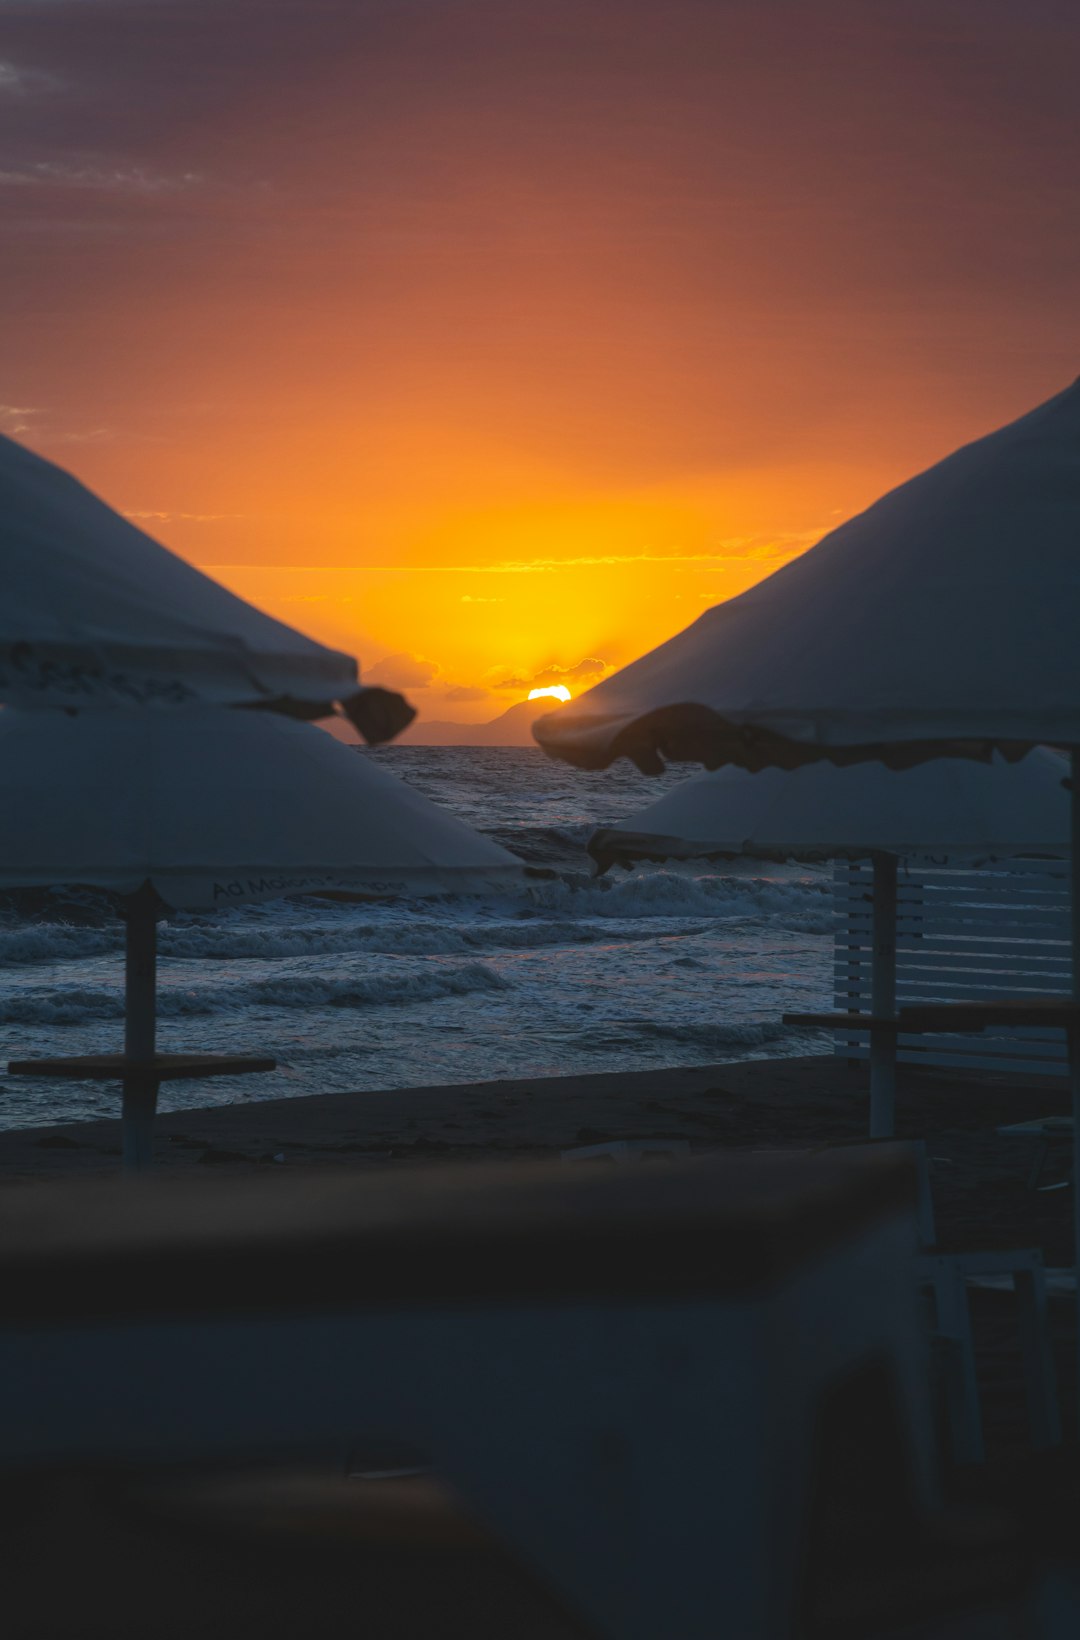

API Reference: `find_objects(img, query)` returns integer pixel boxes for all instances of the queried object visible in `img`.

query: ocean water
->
[0,747,835,1129]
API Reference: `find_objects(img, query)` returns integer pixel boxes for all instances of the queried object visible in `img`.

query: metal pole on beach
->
[122,885,160,1173]
[869,853,898,1139]
[1071,751,1080,1399]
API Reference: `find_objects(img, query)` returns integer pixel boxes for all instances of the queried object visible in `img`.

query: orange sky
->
[2,1,1077,724]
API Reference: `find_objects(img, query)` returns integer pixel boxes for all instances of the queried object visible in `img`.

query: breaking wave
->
[156,916,679,962]
[0,925,120,965]
[0,869,831,970]
[0,962,512,1026]
[521,869,834,932]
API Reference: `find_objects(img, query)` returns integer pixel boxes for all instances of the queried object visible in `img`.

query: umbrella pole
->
[869,853,898,1139]
[1072,752,1080,1378]
[122,889,159,1174]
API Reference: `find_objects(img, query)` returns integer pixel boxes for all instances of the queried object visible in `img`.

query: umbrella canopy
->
[536,376,1080,1381]
[589,750,1070,872]
[0,706,521,906]
[0,434,413,743]
[589,750,1071,1140]
[535,377,1080,774]
[0,707,521,1169]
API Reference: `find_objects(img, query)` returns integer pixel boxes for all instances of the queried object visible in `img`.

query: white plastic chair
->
[839,1139,1061,1466]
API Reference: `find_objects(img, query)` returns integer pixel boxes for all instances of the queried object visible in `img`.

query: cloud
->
[208,545,817,577]
[123,510,246,523]
[460,594,503,603]
[364,651,440,689]
[0,161,202,193]
[38,425,114,444]
[443,684,488,702]
[1,408,132,448]
[0,404,41,435]
[0,60,60,96]
[712,530,825,562]
[0,406,122,446]
[490,657,609,693]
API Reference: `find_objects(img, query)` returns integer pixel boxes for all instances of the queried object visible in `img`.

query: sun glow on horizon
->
[528,685,572,704]
[1,1,1067,734]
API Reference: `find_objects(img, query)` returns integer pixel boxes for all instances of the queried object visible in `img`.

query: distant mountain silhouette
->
[399,697,561,746]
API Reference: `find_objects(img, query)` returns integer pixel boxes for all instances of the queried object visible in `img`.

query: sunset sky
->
[2,0,1077,725]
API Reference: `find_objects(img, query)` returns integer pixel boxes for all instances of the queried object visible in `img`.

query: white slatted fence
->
[833,859,1071,1078]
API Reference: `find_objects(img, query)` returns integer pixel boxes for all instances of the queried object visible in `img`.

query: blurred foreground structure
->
[0,1146,1010,1640]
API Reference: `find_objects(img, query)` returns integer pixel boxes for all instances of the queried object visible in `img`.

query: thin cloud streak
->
[0,161,202,193]
[204,541,821,576]
[0,59,60,95]
[124,510,247,523]
[0,403,41,434]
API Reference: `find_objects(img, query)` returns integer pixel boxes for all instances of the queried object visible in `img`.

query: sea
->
[0,746,836,1130]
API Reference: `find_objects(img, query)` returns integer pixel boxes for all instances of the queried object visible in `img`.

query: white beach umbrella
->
[536,377,1080,775]
[0,434,413,743]
[589,752,1070,868]
[535,375,1080,1359]
[0,707,521,1165]
[590,752,1070,1134]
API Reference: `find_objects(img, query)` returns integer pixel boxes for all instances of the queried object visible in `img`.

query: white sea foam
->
[0,871,830,969]
[0,961,512,1026]
[521,869,834,931]
[156,915,679,963]
[0,925,119,965]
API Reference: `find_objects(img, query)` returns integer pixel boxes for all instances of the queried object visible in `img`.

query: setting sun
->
[528,686,572,704]
[2,4,1068,739]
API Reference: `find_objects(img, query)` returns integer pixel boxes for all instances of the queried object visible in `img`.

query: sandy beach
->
[1,1052,1070,1260]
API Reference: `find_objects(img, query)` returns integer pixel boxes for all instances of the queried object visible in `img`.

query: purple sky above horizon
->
[2,0,1077,715]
